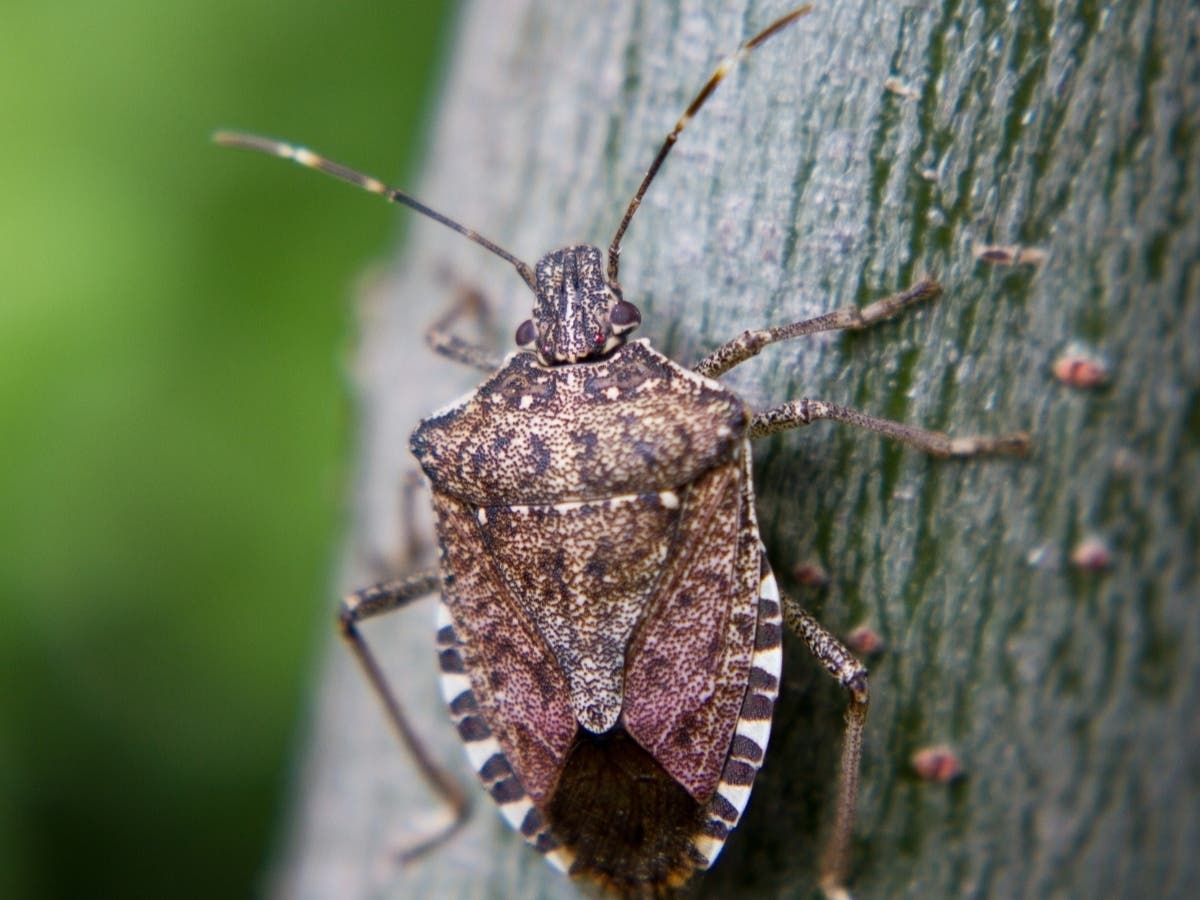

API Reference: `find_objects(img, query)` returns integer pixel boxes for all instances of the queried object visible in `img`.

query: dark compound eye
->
[515,319,536,346]
[610,300,641,329]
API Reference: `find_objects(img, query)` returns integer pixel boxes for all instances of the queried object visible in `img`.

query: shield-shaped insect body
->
[410,250,782,887]
[217,4,1029,896]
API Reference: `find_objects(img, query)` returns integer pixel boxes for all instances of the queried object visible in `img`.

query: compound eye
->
[515,319,536,347]
[610,300,641,330]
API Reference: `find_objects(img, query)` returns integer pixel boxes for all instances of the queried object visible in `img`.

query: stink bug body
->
[218,4,1028,896]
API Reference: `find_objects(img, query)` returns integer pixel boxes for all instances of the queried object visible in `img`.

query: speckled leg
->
[782,594,869,900]
[748,398,1030,457]
[749,398,1030,457]
[694,279,942,379]
[337,573,471,861]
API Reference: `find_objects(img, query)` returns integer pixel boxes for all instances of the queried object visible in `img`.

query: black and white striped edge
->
[435,601,577,874]
[436,563,782,878]
[689,566,783,870]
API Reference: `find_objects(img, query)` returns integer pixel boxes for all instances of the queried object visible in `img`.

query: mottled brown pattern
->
[432,490,575,802]
[480,492,681,733]
[531,245,612,363]
[623,452,762,800]
[417,339,764,868]
[412,341,747,504]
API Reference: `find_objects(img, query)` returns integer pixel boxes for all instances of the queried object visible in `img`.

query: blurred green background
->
[0,1,455,897]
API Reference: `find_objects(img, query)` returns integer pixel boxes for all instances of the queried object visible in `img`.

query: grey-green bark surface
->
[272,1,1198,898]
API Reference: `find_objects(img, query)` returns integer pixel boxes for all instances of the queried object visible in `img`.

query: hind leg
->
[337,574,472,861]
[782,595,869,900]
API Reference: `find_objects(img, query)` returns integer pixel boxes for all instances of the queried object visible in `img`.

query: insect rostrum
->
[217,5,1028,897]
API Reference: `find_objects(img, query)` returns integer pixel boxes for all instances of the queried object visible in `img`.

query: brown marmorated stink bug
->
[217,5,1028,897]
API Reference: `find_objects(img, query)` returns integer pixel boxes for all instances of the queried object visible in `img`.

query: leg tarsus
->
[695,279,941,379]
[391,804,470,866]
[750,397,1031,457]
[783,595,869,900]
[338,573,472,860]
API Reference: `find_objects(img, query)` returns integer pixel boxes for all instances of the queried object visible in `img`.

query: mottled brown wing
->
[476,491,683,736]
[622,446,762,800]
[431,490,576,804]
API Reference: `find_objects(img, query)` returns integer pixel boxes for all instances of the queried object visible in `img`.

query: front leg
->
[695,280,941,379]
[425,277,504,372]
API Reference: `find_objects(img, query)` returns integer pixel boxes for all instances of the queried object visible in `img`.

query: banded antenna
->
[607,4,813,284]
[212,131,537,291]
[215,4,813,294]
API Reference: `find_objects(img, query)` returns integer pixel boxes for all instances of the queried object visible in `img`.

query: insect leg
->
[361,473,432,579]
[781,595,869,900]
[748,398,1030,457]
[694,279,941,378]
[338,572,472,860]
[425,277,504,372]
[392,471,431,568]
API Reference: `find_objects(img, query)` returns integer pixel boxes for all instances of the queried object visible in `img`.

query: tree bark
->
[273,1,1198,898]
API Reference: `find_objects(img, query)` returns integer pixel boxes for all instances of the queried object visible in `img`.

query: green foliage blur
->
[0,2,454,897]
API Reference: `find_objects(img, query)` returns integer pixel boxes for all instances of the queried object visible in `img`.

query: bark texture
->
[273,1,1199,898]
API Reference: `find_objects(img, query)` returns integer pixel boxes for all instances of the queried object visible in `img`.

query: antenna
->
[607,4,813,284]
[213,131,537,291]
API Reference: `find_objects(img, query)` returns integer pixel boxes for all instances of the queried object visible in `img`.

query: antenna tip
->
[212,131,287,156]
